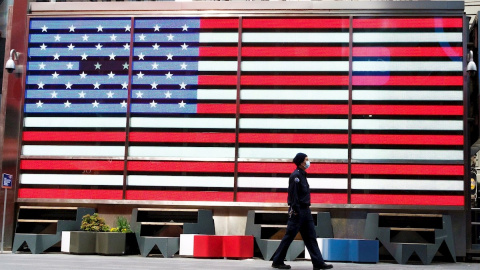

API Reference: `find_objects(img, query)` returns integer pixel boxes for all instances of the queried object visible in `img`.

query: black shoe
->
[313,263,333,270]
[271,263,291,269]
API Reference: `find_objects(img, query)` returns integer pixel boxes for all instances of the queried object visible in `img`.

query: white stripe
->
[353,61,462,72]
[128,175,234,188]
[240,119,348,130]
[352,149,463,161]
[20,174,123,186]
[197,89,236,100]
[238,177,347,189]
[243,33,349,43]
[199,32,238,43]
[130,117,236,129]
[241,90,348,101]
[198,61,237,71]
[239,148,347,160]
[353,90,463,101]
[22,145,125,157]
[24,117,126,128]
[129,146,235,159]
[354,32,462,43]
[242,61,349,72]
[352,178,463,191]
[352,119,462,131]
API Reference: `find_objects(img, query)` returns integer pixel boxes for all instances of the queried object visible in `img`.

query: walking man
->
[271,153,333,270]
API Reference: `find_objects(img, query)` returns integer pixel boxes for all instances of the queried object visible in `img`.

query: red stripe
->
[351,194,464,206]
[197,104,236,114]
[351,134,463,146]
[129,132,236,143]
[239,133,348,145]
[199,47,238,57]
[240,104,348,115]
[241,75,349,86]
[353,76,462,86]
[236,192,347,204]
[126,190,233,201]
[200,18,239,29]
[243,47,349,57]
[20,160,124,171]
[353,18,463,28]
[237,162,348,174]
[353,47,462,57]
[352,105,463,116]
[351,164,464,175]
[243,18,350,29]
[18,188,122,200]
[128,161,235,172]
[198,75,237,85]
[22,131,126,142]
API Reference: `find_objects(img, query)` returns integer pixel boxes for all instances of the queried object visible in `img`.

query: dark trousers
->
[272,207,325,267]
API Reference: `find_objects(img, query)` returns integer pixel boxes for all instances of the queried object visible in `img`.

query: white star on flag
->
[151,62,159,69]
[36,100,43,107]
[179,82,187,89]
[154,24,160,32]
[181,43,189,50]
[182,24,189,31]
[124,43,130,50]
[167,34,174,41]
[110,34,117,41]
[121,100,127,107]
[165,91,172,98]
[64,100,71,108]
[107,91,115,98]
[152,43,160,50]
[150,100,157,108]
[165,72,173,79]
[151,82,158,89]
[123,62,129,70]
[93,82,101,89]
[52,72,60,79]
[54,34,61,41]
[68,43,75,50]
[138,52,145,60]
[80,71,87,78]
[179,100,186,108]
[97,25,103,32]
[66,62,73,69]
[53,53,60,60]
[92,100,100,108]
[137,72,144,79]
[95,62,102,70]
[96,43,103,50]
[37,82,45,89]
[109,53,116,60]
[82,34,89,41]
[40,43,47,50]
[69,25,76,32]
[41,25,48,32]
[139,34,146,41]
[51,91,58,98]
[180,62,187,69]
[136,91,144,98]
[166,53,173,60]
[78,91,86,98]
[108,71,115,79]
[81,53,88,60]
[125,25,131,32]
[65,82,73,89]
[39,62,46,69]
[122,82,128,89]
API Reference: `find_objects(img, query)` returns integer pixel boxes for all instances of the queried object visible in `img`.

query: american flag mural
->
[19,16,465,206]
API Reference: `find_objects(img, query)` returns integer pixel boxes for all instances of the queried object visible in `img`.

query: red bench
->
[192,235,253,259]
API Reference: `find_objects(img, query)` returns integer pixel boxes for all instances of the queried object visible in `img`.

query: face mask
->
[304,161,310,169]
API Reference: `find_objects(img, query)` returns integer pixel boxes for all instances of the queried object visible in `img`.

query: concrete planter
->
[96,232,126,255]
[69,231,97,254]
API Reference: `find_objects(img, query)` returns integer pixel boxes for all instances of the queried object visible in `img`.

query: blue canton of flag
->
[25,18,132,114]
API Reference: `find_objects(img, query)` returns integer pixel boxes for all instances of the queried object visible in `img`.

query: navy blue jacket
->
[287,167,311,212]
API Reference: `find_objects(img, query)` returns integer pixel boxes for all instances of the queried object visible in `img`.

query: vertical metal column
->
[233,17,243,202]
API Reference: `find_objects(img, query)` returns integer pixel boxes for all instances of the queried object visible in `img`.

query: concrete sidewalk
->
[0,253,478,270]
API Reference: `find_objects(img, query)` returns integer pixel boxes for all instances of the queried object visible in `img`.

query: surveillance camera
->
[5,58,15,73]
[467,50,477,76]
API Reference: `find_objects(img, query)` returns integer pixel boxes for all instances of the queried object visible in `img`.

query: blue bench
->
[306,238,379,263]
